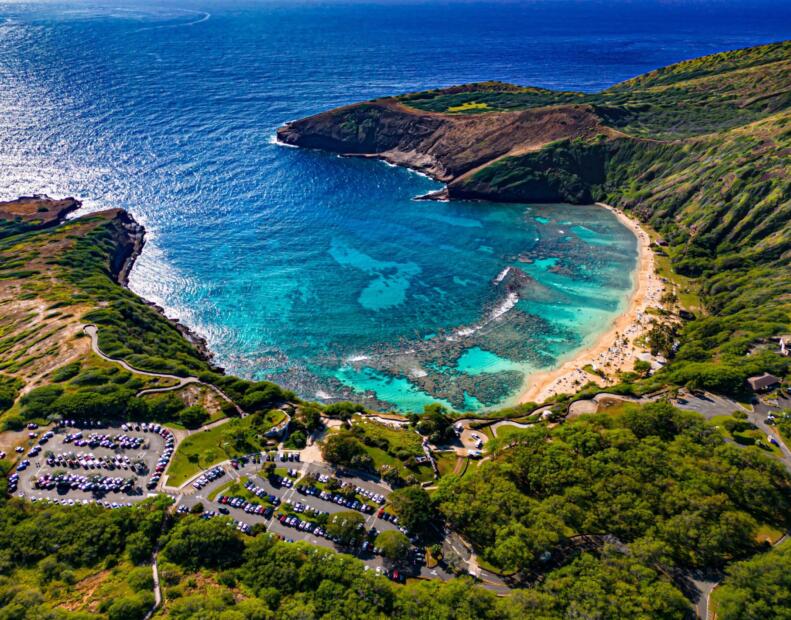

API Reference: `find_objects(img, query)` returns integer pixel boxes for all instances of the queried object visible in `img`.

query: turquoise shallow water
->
[1,1,789,411]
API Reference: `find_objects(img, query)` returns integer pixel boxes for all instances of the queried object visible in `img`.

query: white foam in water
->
[493,266,510,284]
[346,354,370,363]
[490,291,519,320]
[270,134,299,148]
[445,292,520,342]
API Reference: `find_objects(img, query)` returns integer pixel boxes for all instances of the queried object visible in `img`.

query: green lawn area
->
[653,248,702,313]
[208,475,250,501]
[447,101,491,113]
[209,475,276,506]
[435,452,460,477]
[166,410,282,486]
[355,419,424,456]
[364,444,434,482]
[352,419,434,482]
[273,466,297,479]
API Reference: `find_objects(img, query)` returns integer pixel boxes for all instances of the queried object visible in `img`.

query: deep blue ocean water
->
[1,0,789,411]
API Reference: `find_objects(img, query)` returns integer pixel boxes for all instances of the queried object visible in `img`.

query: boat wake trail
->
[133,9,211,33]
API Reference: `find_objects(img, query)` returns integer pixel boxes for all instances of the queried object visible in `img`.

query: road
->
[672,390,791,618]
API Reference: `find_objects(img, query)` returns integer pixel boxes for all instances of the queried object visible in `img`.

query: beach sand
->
[518,203,665,404]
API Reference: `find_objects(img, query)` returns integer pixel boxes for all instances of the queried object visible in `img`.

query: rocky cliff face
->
[102,208,146,286]
[276,99,611,183]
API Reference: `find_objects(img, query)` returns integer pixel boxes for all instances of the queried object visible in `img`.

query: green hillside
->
[401,41,791,139]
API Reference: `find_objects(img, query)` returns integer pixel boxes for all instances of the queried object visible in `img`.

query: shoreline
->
[517,202,664,404]
[111,210,220,369]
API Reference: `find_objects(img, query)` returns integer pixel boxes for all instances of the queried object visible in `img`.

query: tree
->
[147,393,184,421]
[633,359,652,377]
[325,511,366,547]
[19,384,63,419]
[321,432,367,468]
[241,384,282,413]
[376,530,410,564]
[323,401,365,420]
[390,485,435,534]
[716,543,791,620]
[299,406,322,432]
[107,595,151,620]
[162,517,244,569]
[285,430,306,449]
[180,405,209,429]
[416,404,453,444]
[126,531,153,564]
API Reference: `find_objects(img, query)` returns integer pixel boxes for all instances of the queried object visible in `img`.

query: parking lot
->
[176,457,444,579]
[11,419,173,506]
[6,420,453,581]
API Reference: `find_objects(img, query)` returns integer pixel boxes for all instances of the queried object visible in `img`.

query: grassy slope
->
[400,41,791,139]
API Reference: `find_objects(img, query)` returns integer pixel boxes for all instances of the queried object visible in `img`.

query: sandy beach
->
[518,203,665,404]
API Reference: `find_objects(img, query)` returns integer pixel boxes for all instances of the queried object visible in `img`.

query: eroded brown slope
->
[276,99,611,182]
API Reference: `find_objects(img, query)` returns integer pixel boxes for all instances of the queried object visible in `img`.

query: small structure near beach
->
[747,373,780,392]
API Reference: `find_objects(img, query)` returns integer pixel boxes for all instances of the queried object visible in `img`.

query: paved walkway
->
[83,324,244,415]
[143,550,161,620]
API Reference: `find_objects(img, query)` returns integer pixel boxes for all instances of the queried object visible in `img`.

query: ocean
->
[1,0,789,411]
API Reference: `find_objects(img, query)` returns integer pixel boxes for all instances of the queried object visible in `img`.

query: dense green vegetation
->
[57,218,212,378]
[128,514,698,619]
[3,357,211,431]
[0,495,169,620]
[0,488,697,620]
[713,540,791,619]
[434,402,791,576]
[0,374,22,414]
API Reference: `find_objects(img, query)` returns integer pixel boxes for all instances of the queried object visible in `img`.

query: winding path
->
[143,549,161,620]
[83,324,244,416]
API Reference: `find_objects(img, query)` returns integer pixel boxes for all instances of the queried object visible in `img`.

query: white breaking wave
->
[270,134,299,148]
[446,291,520,342]
[490,291,519,320]
[346,354,370,363]
[493,266,511,284]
